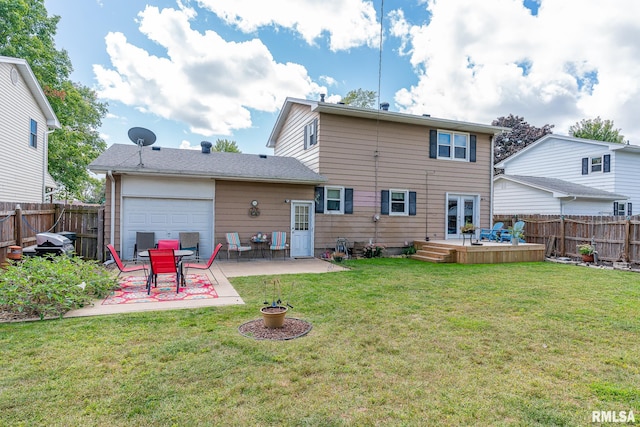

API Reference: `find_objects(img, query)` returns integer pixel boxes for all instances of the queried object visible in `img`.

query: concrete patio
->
[64,257,347,318]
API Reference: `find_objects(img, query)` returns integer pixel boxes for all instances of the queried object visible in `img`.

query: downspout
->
[489,135,495,227]
[44,129,56,202]
[560,196,577,215]
[107,170,116,246]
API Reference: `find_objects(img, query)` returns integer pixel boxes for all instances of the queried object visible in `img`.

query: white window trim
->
[304,120,317,148]
[389,189,409,216]
[590,156,603,173]
[324,186,344,214]
[437,130,469,161]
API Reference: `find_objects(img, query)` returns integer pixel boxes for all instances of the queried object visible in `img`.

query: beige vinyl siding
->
[273,104,320,172]
[312,114,492,249]
[0,62,48,202]
[214,181,314,253]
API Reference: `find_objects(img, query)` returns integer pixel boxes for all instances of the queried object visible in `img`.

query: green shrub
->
[0,256,117,319]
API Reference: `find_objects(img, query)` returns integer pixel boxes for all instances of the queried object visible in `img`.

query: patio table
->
[138,249,194,285]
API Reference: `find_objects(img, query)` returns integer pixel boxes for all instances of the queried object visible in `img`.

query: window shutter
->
[603,154,611,173]
[429,130,437,159]
[304,125,309,150]
[614,202,619,215]
[469,135,476,162]
[311,118,318,146]
[409,191,417,216]
[345,188,353,214]
[582,157,589,175]
[381,190,389,215]
[314,187,324,213]
[628,202,633,216]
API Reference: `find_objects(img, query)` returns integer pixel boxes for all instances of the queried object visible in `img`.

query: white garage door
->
[122,197,213,260]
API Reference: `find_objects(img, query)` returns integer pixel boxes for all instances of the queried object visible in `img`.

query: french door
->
[446,194,478,239]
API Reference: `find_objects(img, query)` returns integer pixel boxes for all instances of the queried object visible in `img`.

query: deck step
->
[411,243,456,263]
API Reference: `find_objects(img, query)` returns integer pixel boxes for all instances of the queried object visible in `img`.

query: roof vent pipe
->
[201,141,212,154]
[320,94,325,102]
[380,102,389,111]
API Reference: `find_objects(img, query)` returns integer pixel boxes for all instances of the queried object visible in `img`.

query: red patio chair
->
[183,243,222,285]
[157,239,180,250]
[147,248,181,295]
[106,244,148,278]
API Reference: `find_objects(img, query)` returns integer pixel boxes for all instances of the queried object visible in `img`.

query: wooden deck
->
[411,239,545,264]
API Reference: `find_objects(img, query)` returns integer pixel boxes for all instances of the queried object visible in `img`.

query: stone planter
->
[261,306,288,328]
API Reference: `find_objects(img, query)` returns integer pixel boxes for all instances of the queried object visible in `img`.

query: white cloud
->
[197,0,380,51]
[93,3,328,136]
[390,0,640,142]
[179,140,199,150]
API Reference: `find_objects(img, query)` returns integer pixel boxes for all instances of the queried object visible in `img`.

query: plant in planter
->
[261,278,293,328]
[460,222,477,234]
[578,244,595,262]
[363,243,385,258]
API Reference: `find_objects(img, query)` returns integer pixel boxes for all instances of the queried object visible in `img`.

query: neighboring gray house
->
[0,56,60,202]
[494,134,639,215]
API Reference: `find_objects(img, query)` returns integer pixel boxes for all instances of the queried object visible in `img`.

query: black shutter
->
[469,135,476,162]
[409,191,417,216]
[345,188,353,214]
[381,190,389,215]
[304,124,308,150]
[429,130,437,159]
[628,203,633,216]
[311,118,318,146]
[582,157,589,175]
[603,154,611,173]
[314,187,324,213]
[614,202,619,215]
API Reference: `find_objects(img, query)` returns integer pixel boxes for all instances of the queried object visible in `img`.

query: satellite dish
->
[128,127,156,146]
[128,127,156,167]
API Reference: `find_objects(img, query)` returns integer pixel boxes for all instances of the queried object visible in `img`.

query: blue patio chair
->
[499,221,526,243]
[479,222,504,241]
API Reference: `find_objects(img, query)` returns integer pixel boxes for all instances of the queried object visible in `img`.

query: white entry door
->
[446,194,478,239]
[290,201,314,257]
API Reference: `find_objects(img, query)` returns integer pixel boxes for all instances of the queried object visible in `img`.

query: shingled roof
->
[496,175,628,200]
[89,144,327,184]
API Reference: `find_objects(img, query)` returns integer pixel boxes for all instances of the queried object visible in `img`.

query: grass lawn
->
[1,259,639,426]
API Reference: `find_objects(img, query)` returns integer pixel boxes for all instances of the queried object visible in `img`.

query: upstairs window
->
[582,154,611,174]
[430,130,476,162]
[29,119,37,148]
[304,118,318,149]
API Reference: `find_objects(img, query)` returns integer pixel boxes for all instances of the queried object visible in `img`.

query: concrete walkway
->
[64,257,347,318]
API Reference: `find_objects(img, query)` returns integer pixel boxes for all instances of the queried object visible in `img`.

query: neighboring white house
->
[0,56,60,203]
[494,134,639,216]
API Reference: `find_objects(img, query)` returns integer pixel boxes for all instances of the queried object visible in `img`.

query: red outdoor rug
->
[102,274,218,305]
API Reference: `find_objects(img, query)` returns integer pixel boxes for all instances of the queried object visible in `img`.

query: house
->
[0,56,60,202]
[90,97,505,260]
[494,134,638,215]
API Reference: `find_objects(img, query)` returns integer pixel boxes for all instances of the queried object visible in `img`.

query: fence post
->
[559,215,565,256]
[97,207,104,261]
[624,217,631,261]
[15,204,23,247]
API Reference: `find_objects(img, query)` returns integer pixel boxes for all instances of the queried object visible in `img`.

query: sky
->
[44,0,640,154]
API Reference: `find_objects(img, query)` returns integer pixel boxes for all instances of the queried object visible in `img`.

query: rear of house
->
[269,98,506,254]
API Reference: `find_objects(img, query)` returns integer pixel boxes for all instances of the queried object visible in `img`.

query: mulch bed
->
[238,317,312,340]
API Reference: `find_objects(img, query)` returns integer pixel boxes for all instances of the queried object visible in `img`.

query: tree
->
[492,114,554,166]
[569,117,625,143]
[213,139,241,153]
[0,0,108,201]
[341,89,377,109]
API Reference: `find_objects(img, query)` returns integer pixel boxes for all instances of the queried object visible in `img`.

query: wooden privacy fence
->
[495,214,640,264]
[0,202,103,265]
